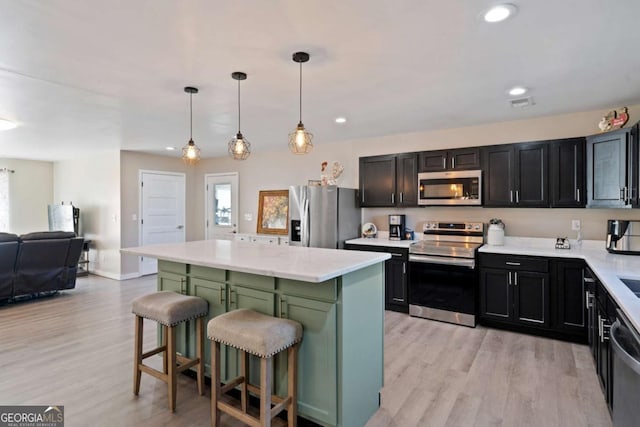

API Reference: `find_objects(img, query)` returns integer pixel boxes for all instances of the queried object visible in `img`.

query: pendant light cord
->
[238,79,241,133]
[189,92,193,140]
[299,61,303,123]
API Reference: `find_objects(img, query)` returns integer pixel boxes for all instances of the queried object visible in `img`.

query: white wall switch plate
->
[571,220,581,231]
[244,213,253,221]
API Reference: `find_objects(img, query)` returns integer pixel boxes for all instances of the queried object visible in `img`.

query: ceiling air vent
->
[509,96,534,108]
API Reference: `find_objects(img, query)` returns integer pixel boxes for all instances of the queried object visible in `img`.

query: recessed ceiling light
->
[484,4,517,22]
[165,146,176,151]
[0,118,17,131]
[335,117,347,124]
[508,86,528,96]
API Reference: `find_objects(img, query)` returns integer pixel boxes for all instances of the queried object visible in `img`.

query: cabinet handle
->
[583,277,595,283]
[624,187,630,203]
[219,287,225,305]
[403,261,406,275]
[400,192,404,204]
[180,278,187,294]
[576,188,580,202]
[515,190,520,204]
[513,272,518,286]
[505,261,521,266]
[620,188,625,201]
[230,289,235,305]
[362,191,365,203]
[585,290,593,310]
[443,158,446,169]
[510,190,514,203]
[280,297,286,318]
[508,271,512,286]
[391,253,403,257]
[602,320,611,342]
[452,158,456,169]
[391,193,395,204]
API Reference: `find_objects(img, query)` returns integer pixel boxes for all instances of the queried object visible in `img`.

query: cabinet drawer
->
[190,265,226,282]
[278,278,338,302]
[480,254,548,272]
[228,270,275,290]
[158,260,188,275]
[344,244,409,261]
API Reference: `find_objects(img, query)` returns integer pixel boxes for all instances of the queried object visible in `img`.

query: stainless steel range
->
[408,221,484,327]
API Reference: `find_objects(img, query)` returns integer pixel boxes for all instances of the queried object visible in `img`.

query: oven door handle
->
[409,254,475,269]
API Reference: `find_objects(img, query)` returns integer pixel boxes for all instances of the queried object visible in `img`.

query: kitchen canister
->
[487,219,505,246]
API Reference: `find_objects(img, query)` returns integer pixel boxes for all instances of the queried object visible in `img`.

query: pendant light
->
[288,51,313,154]
[228,72,251,160]
[181,86,201,164]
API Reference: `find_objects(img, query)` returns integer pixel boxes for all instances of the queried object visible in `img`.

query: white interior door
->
[140,171,186,275]
[205,172,238,240]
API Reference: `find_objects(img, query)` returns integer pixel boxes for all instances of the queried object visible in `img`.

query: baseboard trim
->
[90,270,142,281]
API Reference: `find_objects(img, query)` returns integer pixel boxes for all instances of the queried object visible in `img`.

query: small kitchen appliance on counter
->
[389,214,406,240]
[606,220,640,254]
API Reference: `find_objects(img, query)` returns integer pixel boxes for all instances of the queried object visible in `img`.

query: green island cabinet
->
[157,259,384,427]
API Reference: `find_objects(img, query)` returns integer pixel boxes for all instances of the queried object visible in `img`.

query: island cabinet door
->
[275,295,338,427]
[227,285,275,388]
[189,277,227,379]
[157,271,188,357]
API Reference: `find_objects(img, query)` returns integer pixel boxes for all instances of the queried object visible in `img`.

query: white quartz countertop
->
[480,237,640,332]
[345,237,417,249]
[121,240,390,283]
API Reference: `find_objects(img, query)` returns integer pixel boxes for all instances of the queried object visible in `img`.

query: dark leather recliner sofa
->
[0,231,84,301]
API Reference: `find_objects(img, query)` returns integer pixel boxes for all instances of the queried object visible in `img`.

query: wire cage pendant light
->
[228,72,251,160]
[181,86,201,164]
[289,52,313,155]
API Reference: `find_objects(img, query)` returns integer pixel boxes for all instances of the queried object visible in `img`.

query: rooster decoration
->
[599,107,629,132]
[320,161,344,186]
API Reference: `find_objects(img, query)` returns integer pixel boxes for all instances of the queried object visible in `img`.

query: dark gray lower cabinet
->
[480,264,548,328]
[479,254,588,341]
[344,244,408,313]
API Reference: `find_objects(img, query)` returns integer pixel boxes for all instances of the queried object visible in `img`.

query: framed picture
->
[257,190,289,235]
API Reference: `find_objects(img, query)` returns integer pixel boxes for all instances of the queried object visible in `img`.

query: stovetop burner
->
[409,221,485,259]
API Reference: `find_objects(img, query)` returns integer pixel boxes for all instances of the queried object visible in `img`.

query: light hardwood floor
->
[0,275,611,427]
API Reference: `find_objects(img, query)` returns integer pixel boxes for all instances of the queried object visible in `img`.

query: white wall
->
[0,158,53,234]
[53,150,121,279]
[194,104,640,241]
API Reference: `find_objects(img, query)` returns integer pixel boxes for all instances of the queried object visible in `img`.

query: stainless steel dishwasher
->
[611,309,640,427]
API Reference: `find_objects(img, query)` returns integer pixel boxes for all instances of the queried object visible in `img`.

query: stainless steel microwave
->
[418,170,482,206]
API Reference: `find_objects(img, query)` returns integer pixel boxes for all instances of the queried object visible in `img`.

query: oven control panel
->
[423,222,484,233]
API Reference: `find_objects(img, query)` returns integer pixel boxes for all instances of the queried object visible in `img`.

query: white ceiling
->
[1,0,640,161]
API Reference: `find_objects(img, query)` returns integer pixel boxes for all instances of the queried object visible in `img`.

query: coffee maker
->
[607,220,640,254]
[389,214,406,240]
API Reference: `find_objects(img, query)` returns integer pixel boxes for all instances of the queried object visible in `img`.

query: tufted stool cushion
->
[208,308,302,358]
[131,291,208,326]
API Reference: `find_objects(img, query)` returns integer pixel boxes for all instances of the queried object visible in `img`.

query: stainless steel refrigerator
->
[289,186,361,249]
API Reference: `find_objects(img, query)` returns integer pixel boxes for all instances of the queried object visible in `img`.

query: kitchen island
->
[122,239,390,427]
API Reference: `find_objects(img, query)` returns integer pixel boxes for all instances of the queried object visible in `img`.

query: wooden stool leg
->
[260,356,272,427]
[287,344,298,427]
[167,325,177,412]
[241,350,249,413]
[133,316,143,395]
[162,324,168,374]
[196,317,204,396]
[211,341,221,427]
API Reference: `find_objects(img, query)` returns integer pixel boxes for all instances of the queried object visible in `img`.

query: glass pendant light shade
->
[181,86,201,165]
[229,71,251,160]
[290,52,313,154]
[288,122,313,154]
[182,138,201,165]
[228,132,251,160]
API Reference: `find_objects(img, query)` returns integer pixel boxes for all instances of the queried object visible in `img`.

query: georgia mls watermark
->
[0,406,64,427]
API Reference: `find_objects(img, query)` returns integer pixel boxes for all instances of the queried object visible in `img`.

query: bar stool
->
[131,290,208,412]
[208,308,303,427]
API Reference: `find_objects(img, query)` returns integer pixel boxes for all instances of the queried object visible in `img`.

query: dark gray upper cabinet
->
[418,148,480,172]
[359,153,418,207]
[550,138,586,207]
[586,127,635,208]
[482,142,548,207]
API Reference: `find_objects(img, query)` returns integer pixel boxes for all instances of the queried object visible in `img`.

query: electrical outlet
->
[571,220,581,231]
